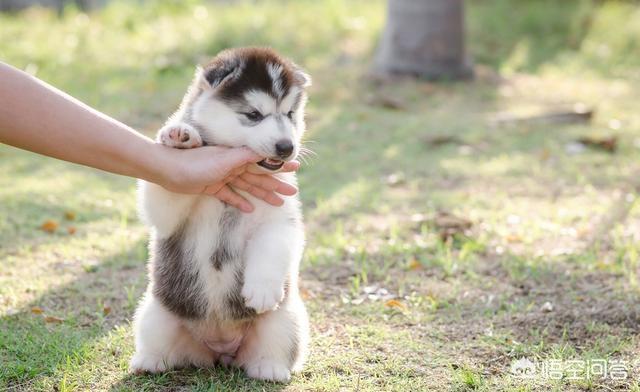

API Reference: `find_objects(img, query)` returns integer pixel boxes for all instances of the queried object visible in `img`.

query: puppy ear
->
[294,67,312,88]
[199,59,242,90]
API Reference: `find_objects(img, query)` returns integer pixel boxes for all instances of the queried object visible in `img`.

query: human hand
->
[156,144,299,213]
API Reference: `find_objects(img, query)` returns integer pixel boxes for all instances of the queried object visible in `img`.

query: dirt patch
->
[498,271,640,346]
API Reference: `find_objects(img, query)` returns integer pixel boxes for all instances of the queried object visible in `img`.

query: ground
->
[2,0,640,391]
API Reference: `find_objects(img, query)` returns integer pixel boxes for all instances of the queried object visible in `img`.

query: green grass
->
[2,0,640,390]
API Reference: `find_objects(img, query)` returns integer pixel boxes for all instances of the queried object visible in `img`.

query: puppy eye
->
[286,111,294,119]
[244,111,263,122]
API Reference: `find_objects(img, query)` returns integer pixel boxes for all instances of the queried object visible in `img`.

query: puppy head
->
[188,47,311,171]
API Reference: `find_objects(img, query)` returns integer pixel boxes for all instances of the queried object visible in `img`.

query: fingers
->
[229,165,247,177]
[239,172,298,196]
[229,177,284,207]
[189,147,299,211]
[281,160,301,173]
[202,181,226,195]
[244,160,300,175]
[205,184,254,213]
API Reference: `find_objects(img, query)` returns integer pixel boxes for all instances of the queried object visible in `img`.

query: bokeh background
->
[2,1,640,390]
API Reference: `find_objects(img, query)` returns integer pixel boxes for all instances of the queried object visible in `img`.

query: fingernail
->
[284,186,298,195]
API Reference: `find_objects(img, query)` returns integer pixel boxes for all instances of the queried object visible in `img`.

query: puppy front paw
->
[241,279,285,314]
[245,359,291,382]
[157,122,203,149]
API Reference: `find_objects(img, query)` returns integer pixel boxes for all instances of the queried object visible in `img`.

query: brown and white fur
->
[130,47,311,382]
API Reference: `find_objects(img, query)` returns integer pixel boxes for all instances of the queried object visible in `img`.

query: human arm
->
[0,61,297,212]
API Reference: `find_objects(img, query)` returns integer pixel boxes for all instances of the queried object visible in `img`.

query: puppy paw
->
[241,279,285,314]
[245,360,291,382]
[157,122,203,149]
[129,353,169,374]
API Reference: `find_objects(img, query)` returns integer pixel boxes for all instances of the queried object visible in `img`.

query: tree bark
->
[374,0,473,80]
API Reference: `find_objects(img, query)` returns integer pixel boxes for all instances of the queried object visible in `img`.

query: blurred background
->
[2,1,640,391]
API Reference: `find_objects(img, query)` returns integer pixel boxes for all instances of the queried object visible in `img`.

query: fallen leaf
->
[67,226,76,235]
[384,299,408,311]
[103,305,111,316]
[539,148,551,162]
[505,337,520,345]
[64,211,76,221]
[576,227,590,239]
[491,105,594,127]
[433,211,473,241]
[408,258,422,270]
[506,234,522,243]
[422,134,463,148]
[577,135,618,153]
[40,220,58,233]
[299,288,314,300]
[31,306,44,314]
[44,315,64,323]
[365,95,406,110]
[434,212,472,230]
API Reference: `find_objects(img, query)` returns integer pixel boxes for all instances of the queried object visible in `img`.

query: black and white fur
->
[131,47,311,382]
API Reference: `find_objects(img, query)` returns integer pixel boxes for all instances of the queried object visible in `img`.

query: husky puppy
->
[130,47,311,382]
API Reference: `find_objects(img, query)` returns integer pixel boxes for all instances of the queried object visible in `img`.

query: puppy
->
[130,47,311,382]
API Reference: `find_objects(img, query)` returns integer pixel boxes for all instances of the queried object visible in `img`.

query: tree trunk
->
[374,0,473,80]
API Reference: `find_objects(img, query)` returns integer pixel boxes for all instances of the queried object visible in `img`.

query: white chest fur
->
[138,178,303,322]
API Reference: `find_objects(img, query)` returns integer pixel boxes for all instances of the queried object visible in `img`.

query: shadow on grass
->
[0,146,138,253]
[0,237,147,390]
[0,236,289,391]
[110,368,287,392]
[494,257,640,346]
[419,249,640,375]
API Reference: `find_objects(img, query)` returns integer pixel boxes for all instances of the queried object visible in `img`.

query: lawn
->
[2,0,640,390]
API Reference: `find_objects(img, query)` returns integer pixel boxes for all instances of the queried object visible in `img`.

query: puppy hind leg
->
[130,292,213,373]
[236,295,309,382]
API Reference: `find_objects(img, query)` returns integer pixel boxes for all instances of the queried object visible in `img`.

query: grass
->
[2,0,640,390]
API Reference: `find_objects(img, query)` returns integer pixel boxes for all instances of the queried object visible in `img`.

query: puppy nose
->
[275,140,294,158]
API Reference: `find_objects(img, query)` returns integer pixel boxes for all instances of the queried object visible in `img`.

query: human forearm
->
[0,61,299,210]
[0,62,166,184]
